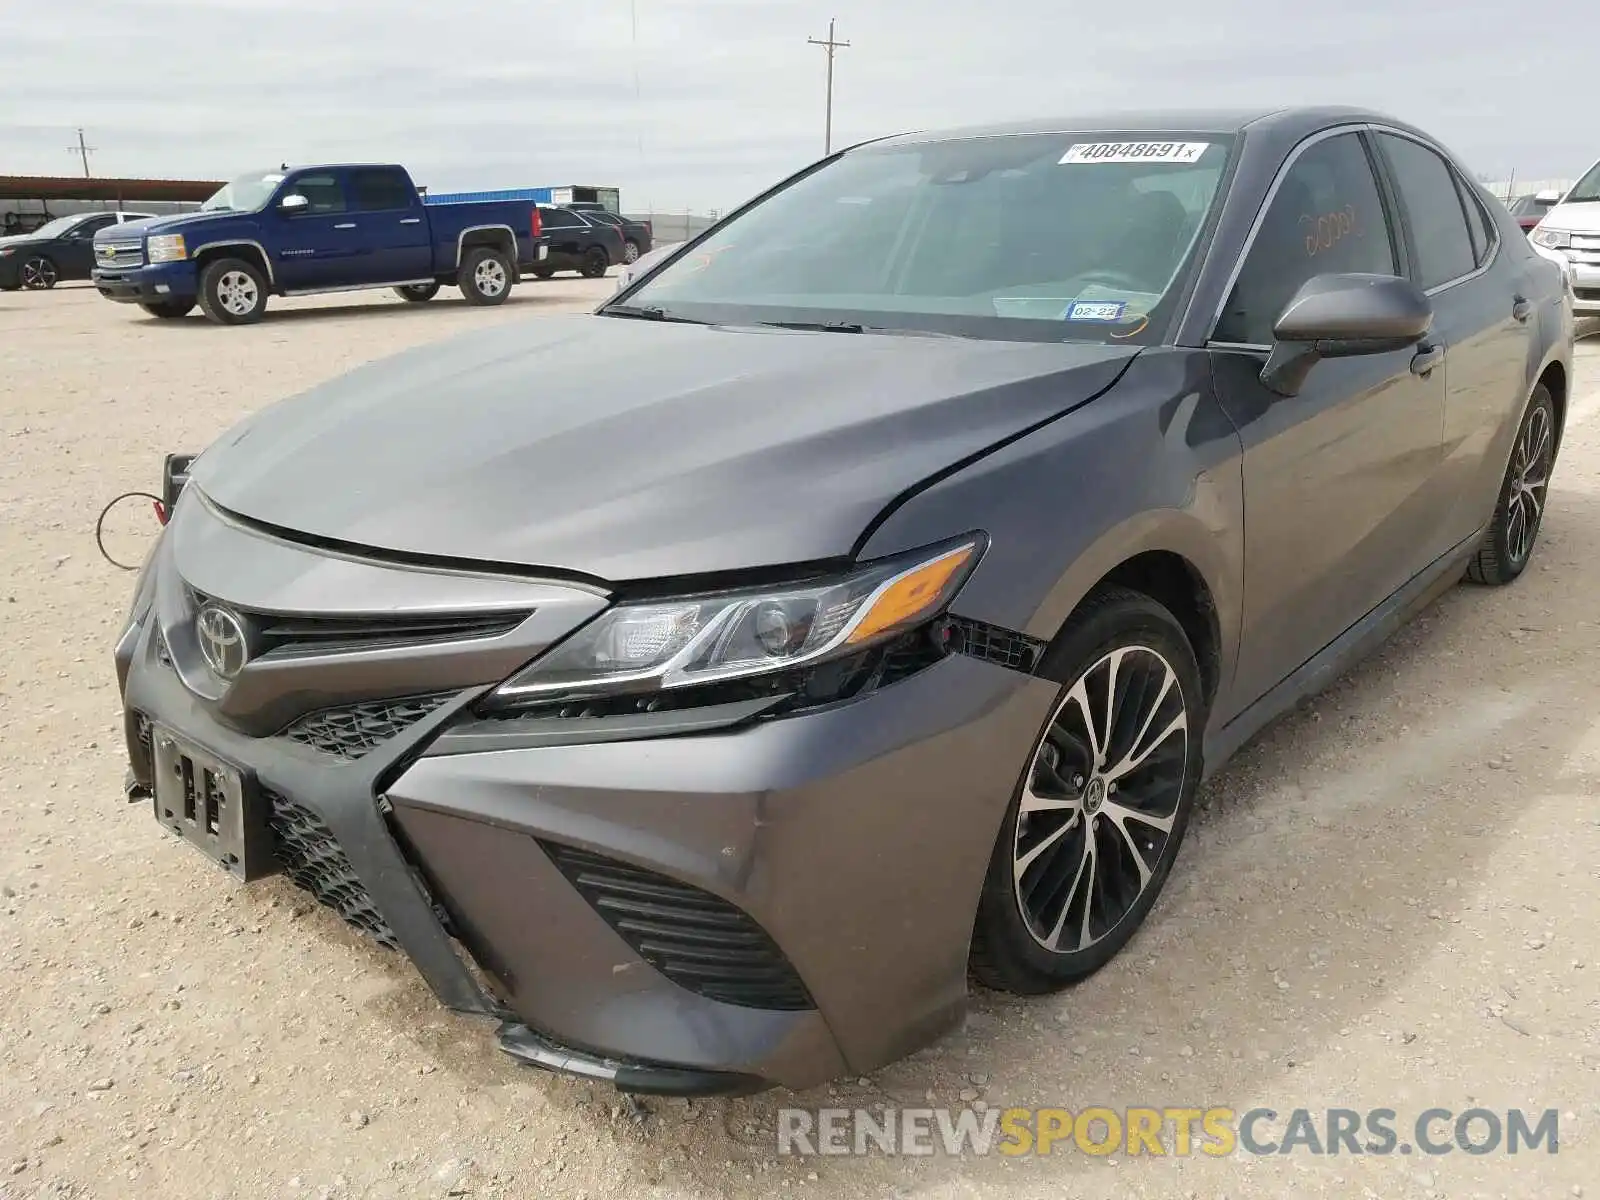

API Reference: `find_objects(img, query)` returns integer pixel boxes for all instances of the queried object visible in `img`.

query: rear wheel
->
[622,240,641,264]
[139,299,196,319]
[21,256,57,289]
[580,247,610,278]
[394,282,441,303]
[1465,383,1556,586]
[197,257,268,325]
[458,246,513,305]
[971,587,1204,993]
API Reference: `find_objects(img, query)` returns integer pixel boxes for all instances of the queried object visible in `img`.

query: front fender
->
[857,348,1246,715]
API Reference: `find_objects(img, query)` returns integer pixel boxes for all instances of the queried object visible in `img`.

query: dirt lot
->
[1,284,1598,1199]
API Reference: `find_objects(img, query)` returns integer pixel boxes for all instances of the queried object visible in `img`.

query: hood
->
[0,232,47,249]
[92,210,247,241]
[1542,200,1600,233]
[190,315,1138,581]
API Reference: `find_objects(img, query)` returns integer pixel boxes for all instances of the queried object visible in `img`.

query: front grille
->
[96,241,144,269]
[188,591,528,658]
[281,693,453,760]
[265,790,398,949]
[544,843,814,1011]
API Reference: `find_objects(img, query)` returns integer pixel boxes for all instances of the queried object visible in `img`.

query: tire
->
[394,283,440,303]
[580,247,610,279]
[970,586,1205,994]
[139,299,196,319]
[1465,383,1556,586]
[531,265,555,279]
[21,256,58,289]
[458,246,513,305]
[622,240,641,265]
[197,257,268,325]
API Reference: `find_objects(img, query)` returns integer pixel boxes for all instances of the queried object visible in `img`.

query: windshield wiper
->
[756,320,965,339]
[602,304,708,325]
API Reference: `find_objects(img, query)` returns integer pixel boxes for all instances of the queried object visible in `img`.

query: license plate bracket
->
[150,728,276,882]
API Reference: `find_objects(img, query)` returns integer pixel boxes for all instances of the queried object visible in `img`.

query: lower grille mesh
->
[281,694,452,760]
[543,842,814,1011]
[265,790,398,949]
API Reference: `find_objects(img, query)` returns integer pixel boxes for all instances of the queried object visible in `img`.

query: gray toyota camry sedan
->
[117,106,1573,1095]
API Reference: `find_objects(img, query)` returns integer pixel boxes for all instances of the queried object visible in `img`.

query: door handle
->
[333,222,356,230]
[1512,295,1532,323]
[399,218,421,225]
[1409,341,1443,377]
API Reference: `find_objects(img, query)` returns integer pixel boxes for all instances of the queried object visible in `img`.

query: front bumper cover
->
[117,497,1058,1092]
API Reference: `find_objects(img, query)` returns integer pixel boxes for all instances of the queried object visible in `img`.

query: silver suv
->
[1529,158,1600,315]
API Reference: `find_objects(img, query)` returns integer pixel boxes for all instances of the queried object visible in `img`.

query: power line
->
[806,17,850,156]
[67,127,96,177]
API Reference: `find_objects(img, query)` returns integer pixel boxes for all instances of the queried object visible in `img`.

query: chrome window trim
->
[1196,123,1378,346]
[1366,123,1500,297]
[190,239,277,285]
[455,224,517,267]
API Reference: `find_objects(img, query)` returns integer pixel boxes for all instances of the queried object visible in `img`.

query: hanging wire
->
[95,491,164,571]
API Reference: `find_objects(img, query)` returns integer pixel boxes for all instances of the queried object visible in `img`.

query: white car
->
[612,241,680,293]
[1529,162,1600,316]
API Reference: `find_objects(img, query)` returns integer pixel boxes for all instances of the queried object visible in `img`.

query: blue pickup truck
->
[91,164,548,325]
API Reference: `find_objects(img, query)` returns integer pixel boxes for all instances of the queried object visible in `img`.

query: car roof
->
[868,106,1412,148]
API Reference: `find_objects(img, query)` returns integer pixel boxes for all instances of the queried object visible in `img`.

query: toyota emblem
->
[195,602,251,679]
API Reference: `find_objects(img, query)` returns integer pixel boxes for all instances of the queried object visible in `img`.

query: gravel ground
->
[1,285,1598,1200]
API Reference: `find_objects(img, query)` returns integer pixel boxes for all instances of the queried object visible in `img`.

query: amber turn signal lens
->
[846,544,977,645]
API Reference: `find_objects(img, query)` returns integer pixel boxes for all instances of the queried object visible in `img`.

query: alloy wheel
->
[1506,402,1552,565]
[623,242,640,264]
[216,270,259,316]
[1012,645,1189,953]
[474,257,507,297]
[21,257,56,289]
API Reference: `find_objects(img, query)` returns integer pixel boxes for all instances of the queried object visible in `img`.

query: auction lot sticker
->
[1060,141,1211,165]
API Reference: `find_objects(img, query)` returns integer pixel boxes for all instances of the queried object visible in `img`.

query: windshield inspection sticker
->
[1064,300,1128,322]
[1060,141,1211,165]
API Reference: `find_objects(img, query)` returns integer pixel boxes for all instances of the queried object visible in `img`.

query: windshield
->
[201,170,286,213]
[1568,161,1600,205]
[617,132,1234,342]
[24,214,87,240]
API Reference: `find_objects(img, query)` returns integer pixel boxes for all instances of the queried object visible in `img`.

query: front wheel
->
[394,282,440,303]
[971,586,1205,993]
[580,247,610,279]
[458,247,513,305]
[1465,383,1556,586]
[197,257,269,325]
[530,264,555,279]
[139,299,196,319]
[21,256,57,289]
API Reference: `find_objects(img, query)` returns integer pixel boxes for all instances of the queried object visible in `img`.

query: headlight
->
[1531,226,1571,250]
[491,535,984,703]
[147,234,187,263]
[0,247,14,257]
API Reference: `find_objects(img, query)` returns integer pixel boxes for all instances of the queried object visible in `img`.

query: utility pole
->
[68,127,96,177]
[807,17,850,155]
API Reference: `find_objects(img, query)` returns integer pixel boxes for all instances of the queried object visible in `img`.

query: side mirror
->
[279,193,309,213]
[1260,273,1432,397]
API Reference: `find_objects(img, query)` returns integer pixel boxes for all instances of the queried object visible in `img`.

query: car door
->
[58,213,117,279]
[538,207,587,269]
[1208,129,1449,708]
[271,172,362,291]
[1371,132,1533,554]
[348,167,432,283]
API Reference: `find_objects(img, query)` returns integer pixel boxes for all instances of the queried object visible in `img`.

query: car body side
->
[861,108,1570,771]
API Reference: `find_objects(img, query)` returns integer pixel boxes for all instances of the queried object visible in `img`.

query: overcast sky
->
[0,0,1590,213]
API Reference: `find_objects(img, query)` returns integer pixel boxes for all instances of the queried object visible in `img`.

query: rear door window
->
[349,168,415,212]
[1376,134,1477,290]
